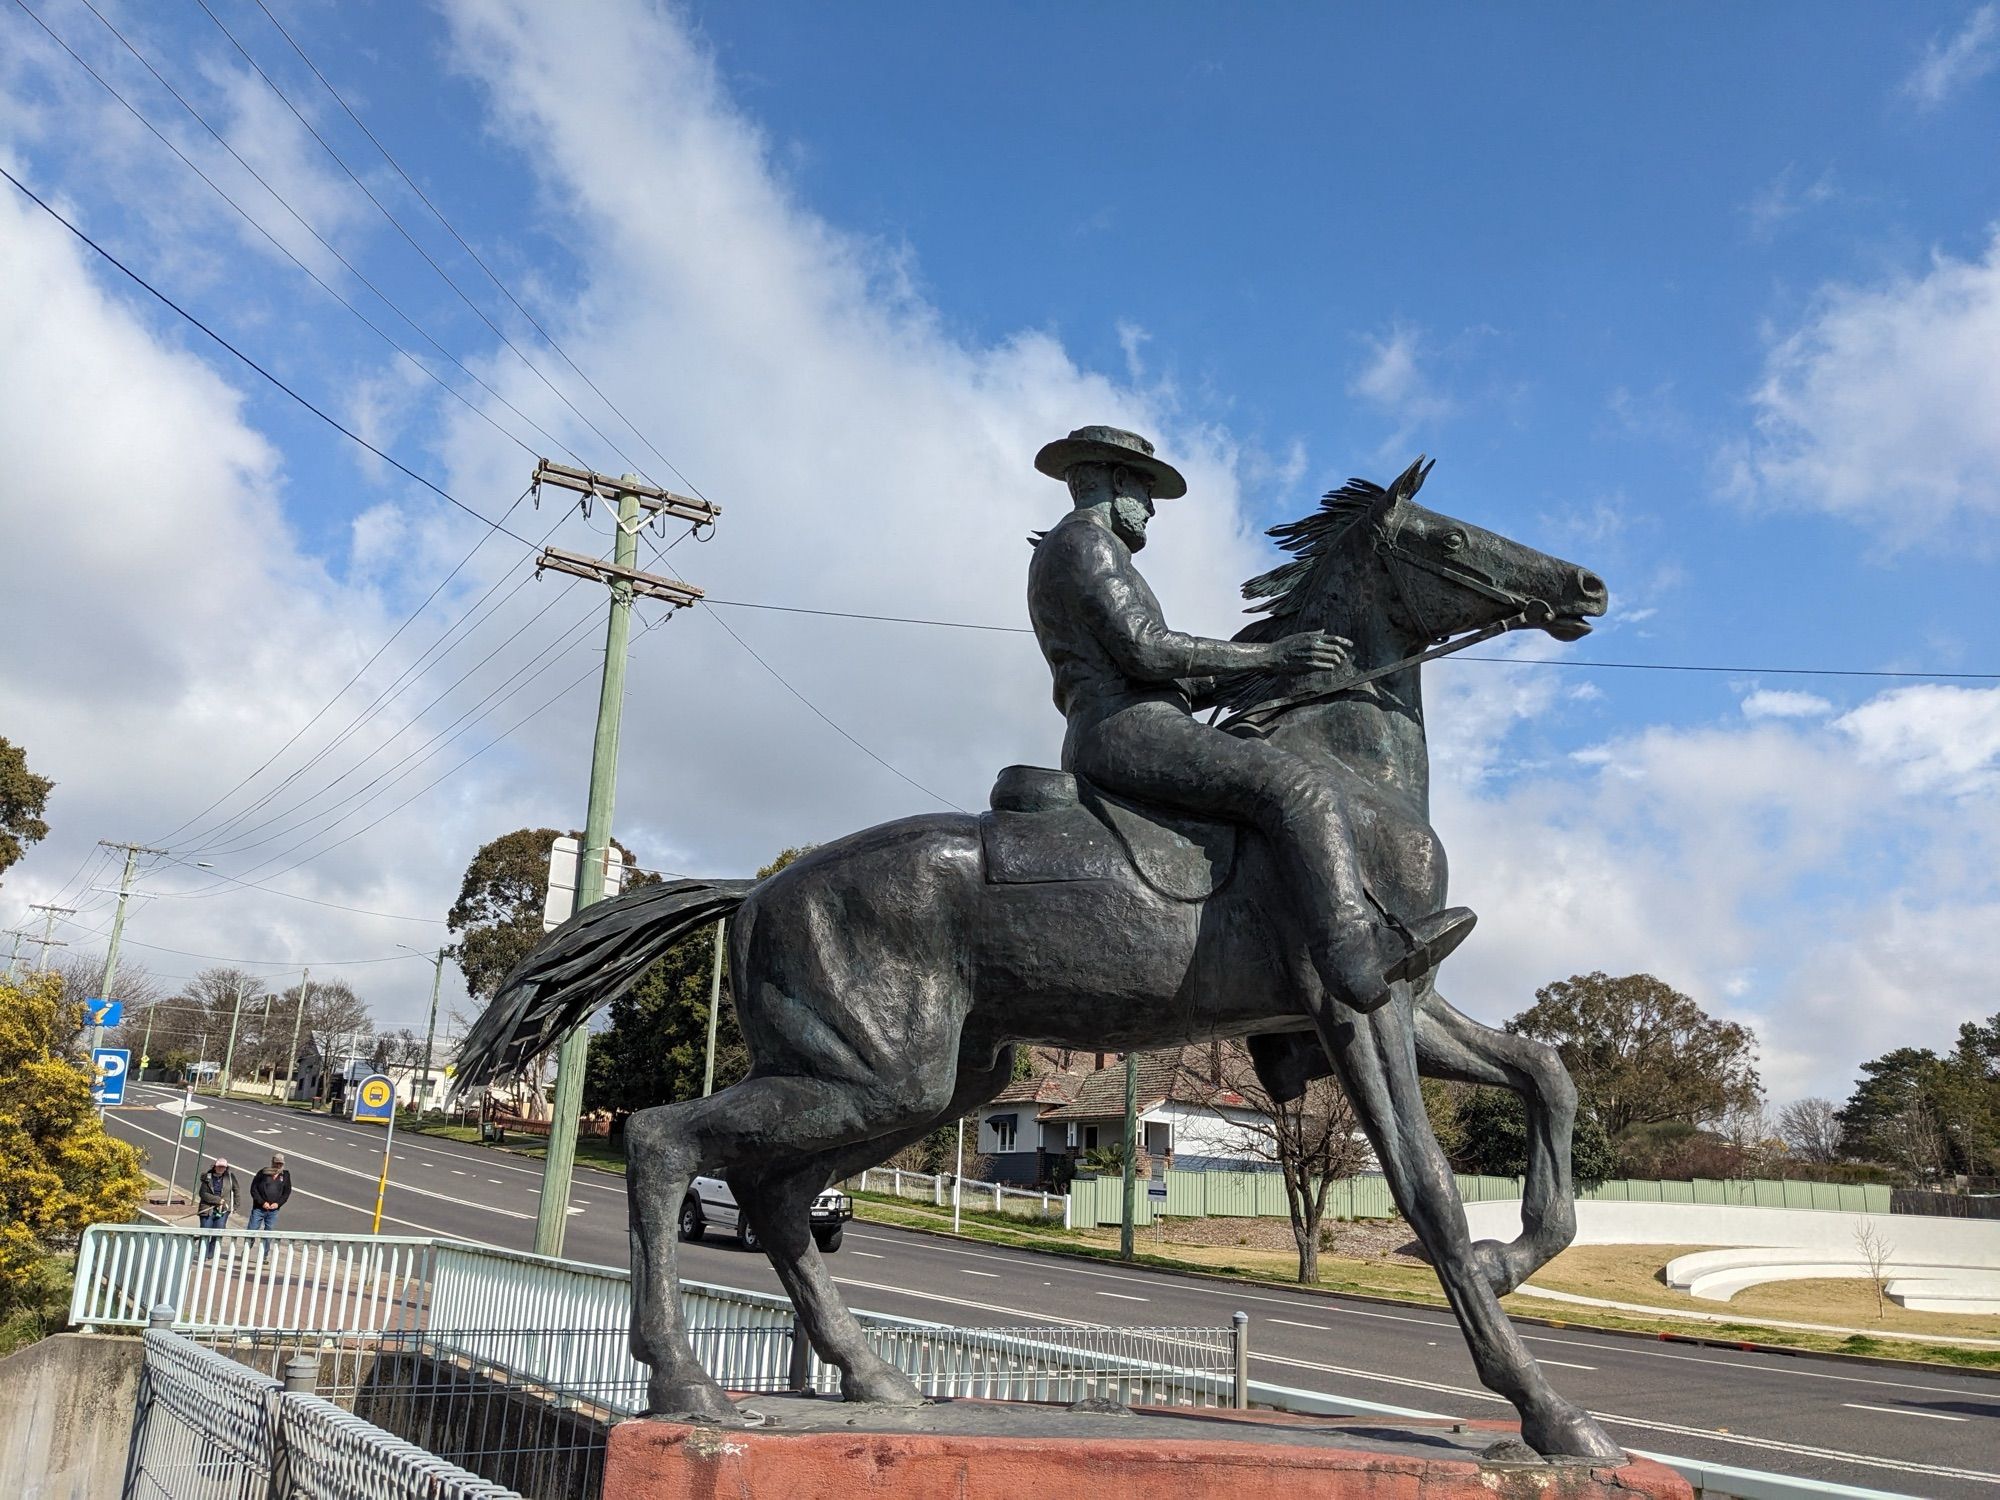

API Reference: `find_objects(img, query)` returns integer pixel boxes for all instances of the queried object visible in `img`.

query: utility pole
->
[278,970,310,1103]
[27,903,77,970]
[528,460,718,1259]
[3,929,21,981]
[1120,1051,1139,1262]
[701,919,726,1097]
[401,945,447,1114]
[92,843,166,1085]
[218,974,251,1095]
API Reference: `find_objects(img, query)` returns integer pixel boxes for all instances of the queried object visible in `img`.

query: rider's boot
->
[1388,906,1477,986]
[1313,906,1477,1014]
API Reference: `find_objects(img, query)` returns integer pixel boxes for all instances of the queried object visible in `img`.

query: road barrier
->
[82,1225,1919,1500]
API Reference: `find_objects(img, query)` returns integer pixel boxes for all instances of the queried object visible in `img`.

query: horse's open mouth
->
[1544,615,1594,642]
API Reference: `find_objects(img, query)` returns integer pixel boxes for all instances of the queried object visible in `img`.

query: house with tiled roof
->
[973,1048,1274,1186]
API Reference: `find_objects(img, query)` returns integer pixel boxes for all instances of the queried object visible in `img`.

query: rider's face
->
[1109,468,1156,551]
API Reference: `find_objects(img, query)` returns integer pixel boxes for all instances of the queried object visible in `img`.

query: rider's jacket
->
[1027,511,1270,742]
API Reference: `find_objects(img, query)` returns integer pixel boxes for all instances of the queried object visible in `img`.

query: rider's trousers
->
[1067,701,1377,989]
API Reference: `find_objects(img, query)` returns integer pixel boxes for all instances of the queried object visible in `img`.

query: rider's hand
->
[1269,631,1353,677]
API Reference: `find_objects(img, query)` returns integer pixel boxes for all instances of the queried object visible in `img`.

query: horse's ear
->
[1391,455,1433,504]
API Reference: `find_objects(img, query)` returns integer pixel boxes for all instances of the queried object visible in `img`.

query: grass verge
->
[405,1119,630,1175]
[848,1193,2000,1372]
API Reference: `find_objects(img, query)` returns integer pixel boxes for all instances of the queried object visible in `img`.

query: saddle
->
[980,765,1237,903]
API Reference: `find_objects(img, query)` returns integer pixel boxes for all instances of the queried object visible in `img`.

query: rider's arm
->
[1071,531,1276,682]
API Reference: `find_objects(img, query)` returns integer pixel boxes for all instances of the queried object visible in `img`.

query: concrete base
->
[604,1395,1689,1499]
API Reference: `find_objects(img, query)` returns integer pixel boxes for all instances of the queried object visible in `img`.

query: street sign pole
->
[1120,1051,1139,1261]
[371,1102,398,1233]
[166,1081,195,1206]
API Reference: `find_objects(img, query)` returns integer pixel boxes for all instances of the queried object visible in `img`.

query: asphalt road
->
[109,1085,2000,1497]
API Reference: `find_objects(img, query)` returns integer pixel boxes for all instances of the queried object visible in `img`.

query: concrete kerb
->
[850,1208,2000,1385]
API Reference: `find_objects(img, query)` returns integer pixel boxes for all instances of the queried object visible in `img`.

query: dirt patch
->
[1154,1213,1429,1266]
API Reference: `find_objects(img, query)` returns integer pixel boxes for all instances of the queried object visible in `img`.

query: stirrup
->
[1385,906,1477,985]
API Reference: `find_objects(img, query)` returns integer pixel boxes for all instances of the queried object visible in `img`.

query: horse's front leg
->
[1313,991,1623,1463]
[1413,987,1577,1297]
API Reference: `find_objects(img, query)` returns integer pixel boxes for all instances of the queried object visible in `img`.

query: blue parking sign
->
[85,997,123,1027]
[92,1047,131,1106]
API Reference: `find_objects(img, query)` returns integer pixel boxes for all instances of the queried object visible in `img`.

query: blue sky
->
[2,1,1998,1105]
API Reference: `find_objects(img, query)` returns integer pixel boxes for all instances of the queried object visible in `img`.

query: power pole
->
[92,843,166,1074]
[3,929,21,981]
[279,969,310,1103]
[219,974,251,1095]
[401,945,447,1114]
[701,919,726,1097]
[1120,1050,1139,1262]
[528,460,718,1259]
[27,902,77,970]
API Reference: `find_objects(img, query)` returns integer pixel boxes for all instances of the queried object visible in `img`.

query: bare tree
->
[53,953,165,1060]
[1853,1218,1895,1320]
[1879,1099,1948,1184]
[272,977,374,1101]
[1778,1097,1844,1165]
[1180,1043,1371,1283]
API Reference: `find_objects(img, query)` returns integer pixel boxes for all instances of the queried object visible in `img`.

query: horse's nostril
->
[1576,569,1606,600]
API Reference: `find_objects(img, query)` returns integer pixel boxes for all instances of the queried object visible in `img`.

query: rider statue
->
[1026,425,1476,1013]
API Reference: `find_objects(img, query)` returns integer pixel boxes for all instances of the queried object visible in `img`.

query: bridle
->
[1216,509,1555,737]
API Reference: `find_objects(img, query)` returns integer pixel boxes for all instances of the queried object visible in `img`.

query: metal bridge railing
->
[125,1321,520,1500]
[72,1225,433,1334]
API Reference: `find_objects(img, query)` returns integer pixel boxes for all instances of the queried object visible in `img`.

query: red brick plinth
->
[604,1404,1690,1500]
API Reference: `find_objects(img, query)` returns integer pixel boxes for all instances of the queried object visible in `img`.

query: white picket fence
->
[849,1166,1069,1223]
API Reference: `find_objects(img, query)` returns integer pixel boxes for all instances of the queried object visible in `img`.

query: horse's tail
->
[454,878,754,1089]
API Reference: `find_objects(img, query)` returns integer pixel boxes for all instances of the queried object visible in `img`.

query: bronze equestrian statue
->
[458,428,1619,1462]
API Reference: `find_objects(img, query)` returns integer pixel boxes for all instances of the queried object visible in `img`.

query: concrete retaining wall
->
[0,1332,144,1500]
[1463,1198,2000,1263]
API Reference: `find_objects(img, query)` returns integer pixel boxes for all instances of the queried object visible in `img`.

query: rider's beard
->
[1110,497,1150,551]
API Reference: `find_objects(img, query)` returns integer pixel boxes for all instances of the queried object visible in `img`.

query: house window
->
[1143,1121,1172,1157]
[990,1114,1017,1152]
[1083,1125,1099,1150]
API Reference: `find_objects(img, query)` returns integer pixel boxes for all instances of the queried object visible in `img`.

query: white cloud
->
[1745,165,1838,242]
[1901,4,2000,110]
[1348,323,1452,457]
[1734,232,2000,536]
[1835,683,2000,795]
[1740,688,1833,720]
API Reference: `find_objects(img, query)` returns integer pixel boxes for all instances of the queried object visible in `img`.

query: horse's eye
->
[1443,531,1467,552]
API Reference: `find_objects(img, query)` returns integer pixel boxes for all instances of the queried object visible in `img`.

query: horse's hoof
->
[840,1366,927,1407]
[646,1377,742,1426]
[1520,1402,1626,1465]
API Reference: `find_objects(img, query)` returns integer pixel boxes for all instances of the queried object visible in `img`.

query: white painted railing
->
[70,1224,432,1333]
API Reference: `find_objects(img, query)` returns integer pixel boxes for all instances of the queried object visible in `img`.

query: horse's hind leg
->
[733,1044,1016,1405]
[1316,995,1623,1463]
[625,1071,948,1422]
[1414,987,1578,1296]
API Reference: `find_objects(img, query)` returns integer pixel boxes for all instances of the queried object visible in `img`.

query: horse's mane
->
[1239,475,1386,618]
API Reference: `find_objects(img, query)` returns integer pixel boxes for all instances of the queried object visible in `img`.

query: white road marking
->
[1842,1403,1967,1423]
[451,1170,466,1176]
[1265,1317,1329,1331]
[488,1178,504,1185]
[1537,1359,1597,1371]
[850,1251,884,1259]
[1095,1291,1147,1302]
[960,1269,1000,1278]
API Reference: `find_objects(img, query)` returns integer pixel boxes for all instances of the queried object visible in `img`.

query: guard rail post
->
[1231,1311,1249,1409]
[787,1319,813,1393]
[148,1304,174,1332]
[283,1355,317,1394]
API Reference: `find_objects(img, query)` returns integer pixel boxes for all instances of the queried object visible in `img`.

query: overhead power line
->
[191,0,657,486]
[244,0,711,503]
[0,164,539,550]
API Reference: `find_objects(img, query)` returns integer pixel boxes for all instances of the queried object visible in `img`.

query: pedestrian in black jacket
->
[197,1157,239,1258]
[248,1154,292,1230]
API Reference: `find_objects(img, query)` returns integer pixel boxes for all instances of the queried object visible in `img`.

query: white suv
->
[678,1174,853,1253]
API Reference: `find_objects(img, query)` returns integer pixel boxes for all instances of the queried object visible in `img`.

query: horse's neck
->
[1260,568,1432,813]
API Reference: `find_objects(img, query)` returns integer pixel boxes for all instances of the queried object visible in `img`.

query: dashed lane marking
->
[1095,1291,1147,1302]
[1842,1403,1968,1423]
[1265,1317,1330,1331]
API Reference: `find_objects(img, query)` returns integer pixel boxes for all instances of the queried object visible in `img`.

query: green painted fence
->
[1065,1171,1892,1229]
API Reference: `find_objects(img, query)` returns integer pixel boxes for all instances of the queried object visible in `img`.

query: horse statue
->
[457,456,1619,1462]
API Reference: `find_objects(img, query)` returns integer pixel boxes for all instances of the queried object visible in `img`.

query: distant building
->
[973,1049,1276,1186]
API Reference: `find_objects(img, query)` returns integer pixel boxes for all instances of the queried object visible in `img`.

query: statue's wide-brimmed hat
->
[1034,425,1187,499]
